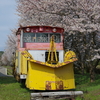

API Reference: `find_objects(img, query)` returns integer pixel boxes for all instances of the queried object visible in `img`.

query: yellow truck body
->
[14,50,77,90]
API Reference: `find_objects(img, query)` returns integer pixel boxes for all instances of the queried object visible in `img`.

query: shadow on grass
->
[75,74,100,94]
[0,76,16,84]
[19,81,32,93]
[87,74,100,87]
[75,73,100,86]
[0,75,31,92]
[0,76,40,93]
[75,74,90,85]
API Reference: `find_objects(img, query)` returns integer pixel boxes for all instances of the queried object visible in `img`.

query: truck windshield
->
[23,33,61,43]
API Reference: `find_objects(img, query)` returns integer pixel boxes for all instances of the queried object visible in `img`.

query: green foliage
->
[0,51,3,57]
[0,51,4,65]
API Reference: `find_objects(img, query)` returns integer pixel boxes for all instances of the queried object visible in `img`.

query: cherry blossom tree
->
[17,0,100,32]
[1,30,17,65]
[16,0,100,81]
[64,30,100,82]
[2,0,100,82]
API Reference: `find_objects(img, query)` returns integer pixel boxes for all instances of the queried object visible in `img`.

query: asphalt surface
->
[0,72,7,76]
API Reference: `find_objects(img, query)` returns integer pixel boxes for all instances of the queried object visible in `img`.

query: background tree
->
[2,0,100,82]
[17,0,100,31]
[1,30,17,66]
[64,31,100,82]
[16,0,100,81]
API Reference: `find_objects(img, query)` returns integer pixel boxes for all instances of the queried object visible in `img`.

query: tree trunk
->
[81,63,85,75]
[90,59,100,82]
[90,66,95,82]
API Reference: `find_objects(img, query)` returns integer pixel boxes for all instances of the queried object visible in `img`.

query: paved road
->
[0,72,7,76]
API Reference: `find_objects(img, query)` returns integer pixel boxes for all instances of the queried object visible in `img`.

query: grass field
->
[0,77,31,100]
[0,73,100,100]
[75,74,100,100]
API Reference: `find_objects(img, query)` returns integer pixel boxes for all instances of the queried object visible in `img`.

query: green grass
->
[0,77,31,100]
[75,74,100,100]
[1,71,100,100]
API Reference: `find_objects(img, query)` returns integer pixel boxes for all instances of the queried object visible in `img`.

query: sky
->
[0,0,19,51]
